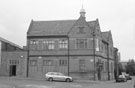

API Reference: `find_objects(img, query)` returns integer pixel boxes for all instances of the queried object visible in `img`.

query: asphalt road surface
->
[0,77,134,88]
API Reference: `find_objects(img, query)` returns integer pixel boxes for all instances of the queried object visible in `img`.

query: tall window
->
[105,44,108,54]
[29,60,37,66]
[111,62,113,72]
[76,39,87,49]
[9,60,19,65]
[43,60,53,66]
[110,47,113,56]
[30,40,38,45]
[59,40,68,49]
[79,59,85,72]
[95,38,99,51]
[43,40,54,50]
[59,59,67,66]
[30,40,38,50]
[105,61,108,71]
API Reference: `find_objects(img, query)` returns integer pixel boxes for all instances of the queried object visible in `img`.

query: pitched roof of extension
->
[27,19,97,36]
[0,37,22,49]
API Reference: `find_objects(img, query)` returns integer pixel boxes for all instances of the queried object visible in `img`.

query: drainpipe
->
[115,48,118,79]
[107,43,110,80]
[93,32,96,80]
[26,37,30,77]
[67,37,70,76]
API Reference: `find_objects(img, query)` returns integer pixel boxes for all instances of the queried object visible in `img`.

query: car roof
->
[46,72,63,74]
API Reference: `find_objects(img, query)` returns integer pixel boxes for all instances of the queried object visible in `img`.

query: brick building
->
[26,8,116,80]
[0,37,27,77]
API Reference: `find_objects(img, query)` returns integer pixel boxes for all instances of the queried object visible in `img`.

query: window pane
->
[43,60,53,66]
[30,60,37,66]
[76,39,87,49]
[59,60,67,66]
[59,40,68,49]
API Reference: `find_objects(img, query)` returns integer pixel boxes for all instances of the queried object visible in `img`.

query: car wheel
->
[66,78,71,82]
[48,77,53,81]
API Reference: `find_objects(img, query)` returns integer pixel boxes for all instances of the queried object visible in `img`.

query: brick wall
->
[0,51,27,77]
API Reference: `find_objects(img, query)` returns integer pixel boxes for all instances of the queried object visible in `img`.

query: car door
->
[57,73,65,81]
[53,73,59,80]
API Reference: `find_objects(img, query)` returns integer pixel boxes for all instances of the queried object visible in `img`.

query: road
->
[0,77,134,88]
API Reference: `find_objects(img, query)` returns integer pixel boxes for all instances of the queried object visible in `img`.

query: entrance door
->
[9,65,16,76]
[97,67,101,80]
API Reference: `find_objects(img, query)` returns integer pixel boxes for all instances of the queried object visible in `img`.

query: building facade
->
[26,8,116,80]
[0,37,27,77]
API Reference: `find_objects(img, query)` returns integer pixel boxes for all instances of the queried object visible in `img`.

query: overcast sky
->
[0,0,135,61]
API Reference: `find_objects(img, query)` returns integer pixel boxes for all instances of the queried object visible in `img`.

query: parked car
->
[116,75,127,82]
[45,72,73,82]
[125,74,132,80]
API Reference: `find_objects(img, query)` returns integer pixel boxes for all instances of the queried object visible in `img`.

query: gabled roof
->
[0,37,22,49]
[102,31,113,44]
[87,20,96,32]
[27,20,77,36]
[27,19,98,36]
[27,18,113,45]
[102,31,110,42]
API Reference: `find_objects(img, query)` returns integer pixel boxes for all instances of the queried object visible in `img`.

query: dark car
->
[116,75,127,82]
[125,75,132,80]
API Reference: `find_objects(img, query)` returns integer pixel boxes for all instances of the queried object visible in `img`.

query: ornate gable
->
[108,31,113,44]
[68,16,93,38]
[95,19,102,37]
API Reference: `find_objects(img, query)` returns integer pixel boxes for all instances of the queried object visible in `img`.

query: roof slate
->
[27,18,113,44]
[27,19,98,36]
[101,31,113,43]
[27,20,77,36]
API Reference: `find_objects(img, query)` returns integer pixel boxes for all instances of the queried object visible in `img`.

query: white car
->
[45,72,73,82]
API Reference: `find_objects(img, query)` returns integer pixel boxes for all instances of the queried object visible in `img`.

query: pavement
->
[0,76,115,84]
[0,76,133,88]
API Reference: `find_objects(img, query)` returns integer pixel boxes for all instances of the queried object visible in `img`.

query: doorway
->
[97,68,101,80]
[9,65,16,76]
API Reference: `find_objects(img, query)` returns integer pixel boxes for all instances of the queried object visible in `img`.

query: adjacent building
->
[27,8,116,80]
[0,37,27,77]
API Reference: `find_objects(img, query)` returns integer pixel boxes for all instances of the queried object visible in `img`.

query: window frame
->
[59,39,68,49]
[76,39,87,49]
[43,60,53,66]
[29,60,37,66]
[43,40,54,50]
[59,59,67,66]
